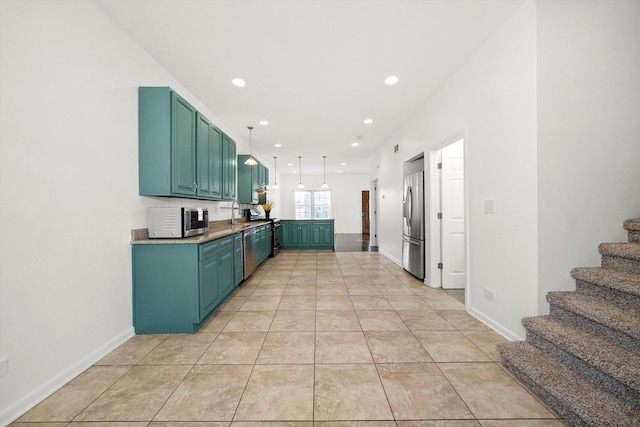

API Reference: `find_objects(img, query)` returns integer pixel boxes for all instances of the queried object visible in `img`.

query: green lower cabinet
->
[233,232,243,286]
[281,220,334,250]
[200,252,222,316]
[310,221,334,247]
[132,235,236,334]
[255,224,272,263]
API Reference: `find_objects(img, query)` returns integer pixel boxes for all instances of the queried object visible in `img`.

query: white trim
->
[0,327,135,426]
[428,130,467,293]
[467,306,525,342]
[379,248,401,266]
[369,180,378,247]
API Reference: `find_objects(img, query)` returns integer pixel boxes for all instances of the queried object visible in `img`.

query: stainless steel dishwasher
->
[243,227,258,279]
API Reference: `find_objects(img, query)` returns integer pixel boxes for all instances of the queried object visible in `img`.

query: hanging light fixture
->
[272,156,280,189]
[321,155,329,189]
[296,156,305,189]
[244,126,258,166]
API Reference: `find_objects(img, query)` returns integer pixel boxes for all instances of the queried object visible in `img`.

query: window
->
[294,190,332,219]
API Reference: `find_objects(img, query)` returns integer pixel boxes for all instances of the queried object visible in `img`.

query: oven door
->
[271,220,281,257]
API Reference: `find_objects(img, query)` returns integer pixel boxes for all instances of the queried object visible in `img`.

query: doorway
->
[431,136,466,290]
[361,190,370,235]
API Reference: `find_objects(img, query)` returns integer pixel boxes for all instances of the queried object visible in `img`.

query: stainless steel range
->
[270,218,281,257]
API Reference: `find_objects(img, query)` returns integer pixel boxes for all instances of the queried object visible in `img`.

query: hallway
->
[13,251,565,426]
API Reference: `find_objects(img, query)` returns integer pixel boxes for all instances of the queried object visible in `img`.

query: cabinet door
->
[281,222,290,246]
[171,92,197,196]
[309,221,334,247]
[310,224,322,245]
[196,114,222,199]
[299,224,310,245]
[218,249,235,298]
[200,255,220,320]
[210,123,223,199]
[321,224,334,245]
[237,155,259,204]
[251,164,259,204]
[258,163,267,190]
[288,224,300,245]
[222,134,236,200]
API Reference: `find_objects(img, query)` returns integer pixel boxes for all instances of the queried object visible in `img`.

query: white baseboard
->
[379,248,401,266]
[377,250,523,342]
[0,327,135,427]
[467,306,524,341]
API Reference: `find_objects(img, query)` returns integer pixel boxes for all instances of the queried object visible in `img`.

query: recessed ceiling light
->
[287,163,293,166]
[338,170,343,174]
[363,119,373,124]
[385,75,398,85]
[351,142,359,147]
[341,162,347,166]
[259,120,269,125]
[274,143,282,148]
[232,78,246,87]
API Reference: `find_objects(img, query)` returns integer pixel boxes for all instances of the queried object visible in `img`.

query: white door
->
[440,138,465,289]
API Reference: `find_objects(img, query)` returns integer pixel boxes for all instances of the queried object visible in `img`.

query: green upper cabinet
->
[139,86,235,201]
[237,155,259,204]
[238,155,270,204]
[222,134,237,200]
[196,113,223,199]
[171,92,197,195]
[258,163,269,191]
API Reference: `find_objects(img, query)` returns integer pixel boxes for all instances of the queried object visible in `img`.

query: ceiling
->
[93,0,524,175]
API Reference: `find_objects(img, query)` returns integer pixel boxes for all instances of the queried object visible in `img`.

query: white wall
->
[370,1,539,340]
[277,173,370,234]
[536,0,640,311]
[0,1,256,423]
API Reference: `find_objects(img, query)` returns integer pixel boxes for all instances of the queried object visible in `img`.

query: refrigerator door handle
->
[405,186,413,225]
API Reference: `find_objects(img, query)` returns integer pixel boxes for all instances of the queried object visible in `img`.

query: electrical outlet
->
[0,358,8,377]
[483,288,495,302]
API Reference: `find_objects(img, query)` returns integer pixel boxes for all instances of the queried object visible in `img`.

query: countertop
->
[131,220,271,245]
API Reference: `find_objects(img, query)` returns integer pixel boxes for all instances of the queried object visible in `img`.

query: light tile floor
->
[12,250,568,427]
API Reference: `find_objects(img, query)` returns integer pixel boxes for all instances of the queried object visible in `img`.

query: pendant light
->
[296,156,305,189]
[272,156,280,189]
[244,126,258,166]
[321,155,329,189]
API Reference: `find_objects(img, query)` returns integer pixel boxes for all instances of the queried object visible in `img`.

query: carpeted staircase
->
[497,219,640,427]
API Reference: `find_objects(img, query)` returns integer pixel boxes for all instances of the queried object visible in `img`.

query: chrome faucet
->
[230,200,241,227]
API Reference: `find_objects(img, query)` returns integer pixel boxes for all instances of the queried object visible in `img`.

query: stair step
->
[599,243,640,274]
[571,267,640,307]
[497,341,639,427]
[624,219,640,244]
[523,315,640,407]
[547,291,640,352]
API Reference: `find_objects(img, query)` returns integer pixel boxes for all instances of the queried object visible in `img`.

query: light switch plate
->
[484,199,495,214]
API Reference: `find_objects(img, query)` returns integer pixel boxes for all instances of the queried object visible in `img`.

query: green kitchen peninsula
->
[280,219,334,250]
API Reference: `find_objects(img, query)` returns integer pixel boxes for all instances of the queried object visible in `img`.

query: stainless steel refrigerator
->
[402,170,425,279]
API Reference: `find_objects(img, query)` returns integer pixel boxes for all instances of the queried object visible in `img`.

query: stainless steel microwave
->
[148,207,209,238]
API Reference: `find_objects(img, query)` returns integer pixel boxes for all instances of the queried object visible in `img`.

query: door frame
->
[428,130,469,305]
[369,180,378,247]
